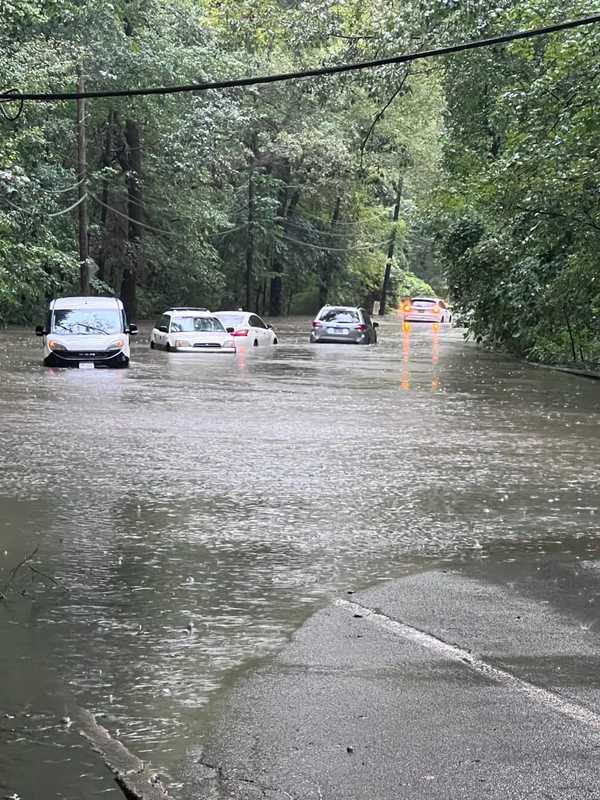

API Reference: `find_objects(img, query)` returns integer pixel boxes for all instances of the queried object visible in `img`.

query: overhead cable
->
[47,193,88,216]
[0,88,24,119]
[1,15,599,104]
[281,233,392,252]
[0,192,86,217]
[38,176,86,195]
[90,193,175,236]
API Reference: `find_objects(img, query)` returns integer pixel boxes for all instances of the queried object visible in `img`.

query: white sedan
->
[214,311,278,347]
[401,297,453,324]
[150,309,236,353]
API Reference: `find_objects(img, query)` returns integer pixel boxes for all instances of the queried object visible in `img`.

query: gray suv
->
[310,305,378,345]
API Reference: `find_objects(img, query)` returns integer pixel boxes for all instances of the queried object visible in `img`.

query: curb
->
[531,363,600,381]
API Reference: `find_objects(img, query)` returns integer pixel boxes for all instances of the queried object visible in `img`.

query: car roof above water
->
[51,296,124,310]
[319,304,361,312]
[164,307,212,317]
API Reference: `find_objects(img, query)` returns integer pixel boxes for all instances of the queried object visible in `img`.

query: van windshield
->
[52,309,122,335]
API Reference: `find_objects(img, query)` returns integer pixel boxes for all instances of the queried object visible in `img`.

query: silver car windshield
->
[170,317,225,333]
[52,309,122,335]
[319,308,359,323]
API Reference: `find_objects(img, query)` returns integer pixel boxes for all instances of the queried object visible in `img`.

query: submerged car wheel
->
[273,338,278,344]
[253,339,259,347]
[165,342,171,352]
[150,340,155,349]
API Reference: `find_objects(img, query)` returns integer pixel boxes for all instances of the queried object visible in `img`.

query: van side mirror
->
[35,325,46,336]
[266,323,273,329]
[128,323,138,335]
[226,327,235,333]
[373,322,379,328]
[158,325,168,333]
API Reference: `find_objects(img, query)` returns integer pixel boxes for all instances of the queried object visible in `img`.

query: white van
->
[36,296,137,368]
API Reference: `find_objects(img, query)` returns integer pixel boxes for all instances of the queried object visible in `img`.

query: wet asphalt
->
[196,570,600,799]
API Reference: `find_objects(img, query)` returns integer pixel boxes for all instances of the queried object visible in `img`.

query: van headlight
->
[48,340,66,351]
[107,339,125,350]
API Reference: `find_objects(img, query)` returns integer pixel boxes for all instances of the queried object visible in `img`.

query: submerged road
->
[0,317,599,798]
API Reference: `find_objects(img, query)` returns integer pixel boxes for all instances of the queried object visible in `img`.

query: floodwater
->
[0,317,599,798]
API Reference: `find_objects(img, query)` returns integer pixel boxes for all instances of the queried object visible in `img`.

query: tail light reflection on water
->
[400,323,441,391]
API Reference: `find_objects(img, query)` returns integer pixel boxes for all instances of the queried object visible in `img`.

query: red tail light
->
[356,323,367,332]
[232,328,249,337]
[312,320,321,328]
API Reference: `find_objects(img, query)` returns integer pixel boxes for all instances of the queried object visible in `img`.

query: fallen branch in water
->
[1,546,39,599]
[1,546,66,599]
[28,564,61,587]
[7,546,39,583]
[73,708,169,800]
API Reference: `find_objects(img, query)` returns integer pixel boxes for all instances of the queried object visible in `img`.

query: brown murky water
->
[1,318,599,798]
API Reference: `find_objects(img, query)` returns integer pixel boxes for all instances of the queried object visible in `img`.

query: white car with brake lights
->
[401,297,453,324]
[213,311,278,347]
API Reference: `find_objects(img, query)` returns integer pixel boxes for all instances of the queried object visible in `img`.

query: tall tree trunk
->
[269,175,300,317]
[245,166,255,311]
[76,72,90,296]
[261,280,267,316]
[379,173,403,316]
[121,118,144,322]
[97,111,114,283]
[318,195,342,308]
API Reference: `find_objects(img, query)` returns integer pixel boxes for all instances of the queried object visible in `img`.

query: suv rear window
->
[319,308,359,323]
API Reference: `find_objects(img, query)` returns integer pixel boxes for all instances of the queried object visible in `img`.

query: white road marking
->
[337,599,600,730]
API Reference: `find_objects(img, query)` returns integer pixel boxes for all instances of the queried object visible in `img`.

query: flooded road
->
[1,317,599,798]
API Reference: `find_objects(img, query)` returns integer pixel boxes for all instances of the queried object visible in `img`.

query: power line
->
[90,193,176,236]
[48,193,87,217]
[284,218,365,239]
[0,88,23,119]
[0,191,86,218]
[281,233,392,252]
[1,15,599,104]
[38,176,85,195]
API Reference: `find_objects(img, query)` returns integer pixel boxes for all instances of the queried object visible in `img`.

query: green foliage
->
[430,0,600,365]
[391,265,435,304]
[0,0,448,323]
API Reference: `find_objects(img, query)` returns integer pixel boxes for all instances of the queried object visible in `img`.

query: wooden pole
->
[318,195,342,308]
[379,172,402,316]
[77,72,90,296]
[245,165,255,311]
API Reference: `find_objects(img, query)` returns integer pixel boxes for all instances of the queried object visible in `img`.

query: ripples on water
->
[1,320,599,797]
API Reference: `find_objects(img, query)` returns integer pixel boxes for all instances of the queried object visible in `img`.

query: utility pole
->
[378,171,403,317]
[245,165,255,311]
[76,71,90,296]
[318,195,342,308]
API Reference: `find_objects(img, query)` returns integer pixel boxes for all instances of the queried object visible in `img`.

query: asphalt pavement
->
[191,570,600,799]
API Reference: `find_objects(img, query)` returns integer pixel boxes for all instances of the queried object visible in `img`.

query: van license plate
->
[79,362,94,369]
